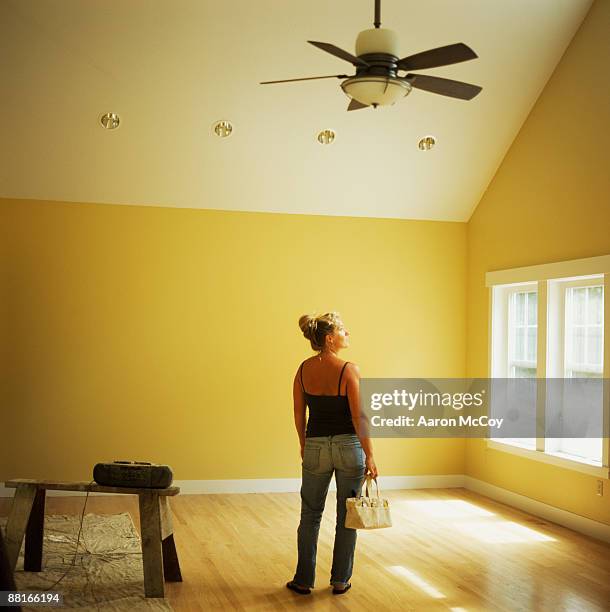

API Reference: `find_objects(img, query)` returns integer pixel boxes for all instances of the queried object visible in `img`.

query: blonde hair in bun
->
[299,312,341,352]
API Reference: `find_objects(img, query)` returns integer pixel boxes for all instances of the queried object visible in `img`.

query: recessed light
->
[317,129,336,145]
[213,120,233,138]
[100,112,120,130]
[418,135,436,150]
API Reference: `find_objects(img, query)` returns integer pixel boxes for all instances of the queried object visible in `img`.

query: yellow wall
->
[0,201,8,477]
[466,0,610,524]
[1,198,466,482]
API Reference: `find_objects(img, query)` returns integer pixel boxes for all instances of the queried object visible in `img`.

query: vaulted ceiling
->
[0,0,594,220]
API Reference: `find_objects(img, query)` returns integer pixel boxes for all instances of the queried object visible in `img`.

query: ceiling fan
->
[260,0,482,110]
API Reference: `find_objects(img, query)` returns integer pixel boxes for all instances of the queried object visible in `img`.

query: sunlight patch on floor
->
[453,520,556,543]
[399,499,495,518]
[388,565,445,599]
[397,498,556,544]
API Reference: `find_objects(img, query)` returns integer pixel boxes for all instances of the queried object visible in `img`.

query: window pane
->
[571,326,585,364]
[527,292,537,325]
[516,293,526,325]
[515,327,525,360]
[514,366,536,378]
[587,286,603,325]
[527,327,537,362]
[569,370,600,378]
[572,288,586,324]
[586,327,602,366]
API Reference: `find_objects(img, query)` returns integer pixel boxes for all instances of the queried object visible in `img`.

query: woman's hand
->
[365,456,378,479]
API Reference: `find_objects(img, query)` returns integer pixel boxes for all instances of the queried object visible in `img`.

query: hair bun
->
[298,314,317,340]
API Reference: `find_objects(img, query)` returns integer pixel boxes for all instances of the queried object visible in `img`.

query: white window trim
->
[485,254,610,478]
[487,440,606,477]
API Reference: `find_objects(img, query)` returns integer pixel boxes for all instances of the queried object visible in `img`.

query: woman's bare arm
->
[346,363,378,477]
[293,370,307,459]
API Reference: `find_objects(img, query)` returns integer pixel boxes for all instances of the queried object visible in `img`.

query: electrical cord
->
[41,479,95,591]
[9,478,146,612]
[38,480,144,593]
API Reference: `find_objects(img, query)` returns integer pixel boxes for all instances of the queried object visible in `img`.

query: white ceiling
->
[0,0,593,221]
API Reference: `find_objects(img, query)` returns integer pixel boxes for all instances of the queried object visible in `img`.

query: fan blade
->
[308,41,369,67]
[398,43,477,71]
[260,74,348,84]
[347,98,369,111]
[406,73,482,100]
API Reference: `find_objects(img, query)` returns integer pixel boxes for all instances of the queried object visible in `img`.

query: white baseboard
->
[2,475,608,544]
[464,476,610,544]
[174,474,466,494]
[0,474,465,498]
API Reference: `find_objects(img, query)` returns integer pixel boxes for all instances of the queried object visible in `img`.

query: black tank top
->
[300,360,356,438]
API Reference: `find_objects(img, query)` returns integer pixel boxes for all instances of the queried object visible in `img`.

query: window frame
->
[486,254,610,478]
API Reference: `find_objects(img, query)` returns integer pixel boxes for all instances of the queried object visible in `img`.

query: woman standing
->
[287,312,378,596]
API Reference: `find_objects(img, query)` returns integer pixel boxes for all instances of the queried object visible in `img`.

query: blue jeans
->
[292,433,366,589]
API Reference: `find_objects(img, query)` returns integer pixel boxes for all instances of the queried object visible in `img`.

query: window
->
[508,290,537,378]
[490,283,537,450]
[546,278,604,464]
[486,255,610,477]
[565,284,603,378]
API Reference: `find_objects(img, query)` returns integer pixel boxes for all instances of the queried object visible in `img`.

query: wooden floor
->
[2,487,609,611]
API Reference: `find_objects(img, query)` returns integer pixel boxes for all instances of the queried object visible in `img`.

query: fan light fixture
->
[341,76,411,107]
[260,0,482,111]
[341,28,410,107]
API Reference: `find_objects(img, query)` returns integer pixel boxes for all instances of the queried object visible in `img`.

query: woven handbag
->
[345,475,392,529]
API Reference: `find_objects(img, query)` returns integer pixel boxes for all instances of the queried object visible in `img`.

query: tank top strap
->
[337,361,350,396]
[299,361,306,393]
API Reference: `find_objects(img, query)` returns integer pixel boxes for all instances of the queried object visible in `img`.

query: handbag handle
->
[362,474,382,498]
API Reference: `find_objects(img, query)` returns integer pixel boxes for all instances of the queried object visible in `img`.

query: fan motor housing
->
[356,53,400,78]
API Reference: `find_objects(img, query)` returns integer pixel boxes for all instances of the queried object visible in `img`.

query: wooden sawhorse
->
[3,479,182,598]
